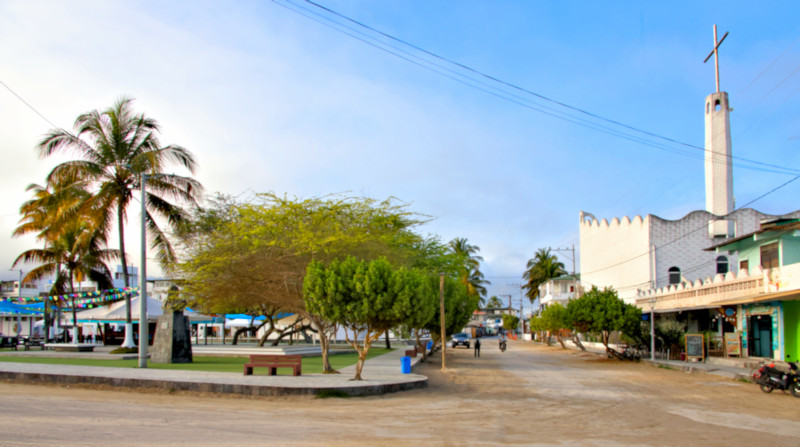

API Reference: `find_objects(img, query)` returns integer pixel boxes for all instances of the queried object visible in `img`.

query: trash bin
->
[401,356,411,374]
[426,341,432,350]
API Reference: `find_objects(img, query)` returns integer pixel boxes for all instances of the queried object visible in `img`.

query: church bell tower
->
[704,25,734,238]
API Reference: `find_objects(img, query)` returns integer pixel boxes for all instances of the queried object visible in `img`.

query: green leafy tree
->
[38,97,202,345]
[501,314,520,334]
[528,314,546,343]
[566,286,642,357]
[522,248,566,303]
[422,274,480,352]
[540,303,568,348]
[304,257,433,380]
[179,193,428,373]
[656,319,686,351]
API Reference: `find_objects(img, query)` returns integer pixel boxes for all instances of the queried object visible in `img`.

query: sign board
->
[685,334,704,361]
[724,332,741,357]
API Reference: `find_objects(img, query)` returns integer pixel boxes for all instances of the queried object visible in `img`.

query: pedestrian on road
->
[474,338,481,357]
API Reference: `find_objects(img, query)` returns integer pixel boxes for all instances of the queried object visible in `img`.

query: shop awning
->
[709,289,800,307]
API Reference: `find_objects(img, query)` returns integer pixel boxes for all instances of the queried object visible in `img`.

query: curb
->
[0,369,428,397]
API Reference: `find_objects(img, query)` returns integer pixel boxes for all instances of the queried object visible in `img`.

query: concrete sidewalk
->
[0,346,427,397]
[646,357,754,382]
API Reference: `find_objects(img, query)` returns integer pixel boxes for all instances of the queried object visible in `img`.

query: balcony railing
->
[635,263,800,312]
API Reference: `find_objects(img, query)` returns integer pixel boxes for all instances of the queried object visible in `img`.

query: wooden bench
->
[243,354,302,376]
[404,347,418,357]
[0,336,19,351]
[20,337,44,351]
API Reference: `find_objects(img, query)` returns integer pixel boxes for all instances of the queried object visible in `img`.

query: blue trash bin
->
[401,356,411,374]
[426,341,433,350]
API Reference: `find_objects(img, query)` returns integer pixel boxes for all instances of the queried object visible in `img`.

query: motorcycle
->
[499,339,507,352]
[752,361,799,397]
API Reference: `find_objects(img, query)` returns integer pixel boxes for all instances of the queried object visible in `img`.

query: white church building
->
[580,88,798,304]
[578,28,800,361]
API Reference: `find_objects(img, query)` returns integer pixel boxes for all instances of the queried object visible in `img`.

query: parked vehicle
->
[752,361,799,397]
[451,333,470,349]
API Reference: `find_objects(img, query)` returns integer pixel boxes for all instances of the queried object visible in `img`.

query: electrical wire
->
[273,0,800,176]
[0,80,60,129]
[579,174,800,277]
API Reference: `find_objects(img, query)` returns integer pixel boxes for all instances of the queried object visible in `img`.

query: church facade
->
[578,27,800,362]
[579,208,798,304]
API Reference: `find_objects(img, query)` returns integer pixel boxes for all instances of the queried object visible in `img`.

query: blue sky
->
[1,1,799,311]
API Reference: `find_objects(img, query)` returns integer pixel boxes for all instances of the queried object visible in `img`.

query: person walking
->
[474,338,481,357]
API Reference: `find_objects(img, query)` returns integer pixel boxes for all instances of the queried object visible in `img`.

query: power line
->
[0,80,60,129]
[579,174,800,277]
[274,0,800,176]
[737,35,800,97]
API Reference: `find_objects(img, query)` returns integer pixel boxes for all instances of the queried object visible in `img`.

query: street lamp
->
[138,173,149,368]
[9,269,23,337]
[439,272,446,371]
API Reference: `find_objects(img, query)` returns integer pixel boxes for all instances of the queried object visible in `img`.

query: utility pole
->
[508,283,524,333]
[439,272,446,371]
[549,245,576,275]
[139,173,148,368]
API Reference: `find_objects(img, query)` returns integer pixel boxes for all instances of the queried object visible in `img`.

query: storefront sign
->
[685,334,704,361]
[724,332,741,357]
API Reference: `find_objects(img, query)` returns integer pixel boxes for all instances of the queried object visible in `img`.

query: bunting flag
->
[8,287,139,306]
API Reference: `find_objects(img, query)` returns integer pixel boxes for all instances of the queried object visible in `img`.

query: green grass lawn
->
[0,348,391,375]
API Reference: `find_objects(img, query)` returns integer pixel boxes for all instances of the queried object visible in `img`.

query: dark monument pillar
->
[152,311,193,363]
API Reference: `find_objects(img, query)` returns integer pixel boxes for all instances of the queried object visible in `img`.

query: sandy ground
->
[1,341,799,446]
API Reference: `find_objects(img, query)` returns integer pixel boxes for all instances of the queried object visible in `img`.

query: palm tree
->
[38,97,202,344]
[522,248,567,303]
[448,237,491,300]
[486,295,504,308]
[14,218,118,342]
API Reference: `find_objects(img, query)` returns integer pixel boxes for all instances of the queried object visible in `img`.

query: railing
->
[636,264,800,312]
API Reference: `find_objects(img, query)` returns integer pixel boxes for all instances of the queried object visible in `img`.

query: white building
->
[112,265,139,289]
[579,39,800,304]
[537,274,582,311]
[579,209,797,304]
[0,278,43,300]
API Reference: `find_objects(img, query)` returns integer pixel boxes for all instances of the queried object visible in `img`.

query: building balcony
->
[635,263,800,312]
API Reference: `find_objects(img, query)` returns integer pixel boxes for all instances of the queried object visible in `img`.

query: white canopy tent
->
[75,296,213,323]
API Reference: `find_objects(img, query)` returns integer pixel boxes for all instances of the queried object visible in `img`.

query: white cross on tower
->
[704,24,729,93]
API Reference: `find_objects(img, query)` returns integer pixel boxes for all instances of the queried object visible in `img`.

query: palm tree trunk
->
[69,273,78,344]
[117,202,136,348]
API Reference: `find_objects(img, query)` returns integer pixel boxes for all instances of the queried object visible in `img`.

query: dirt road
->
[1,341,799,446]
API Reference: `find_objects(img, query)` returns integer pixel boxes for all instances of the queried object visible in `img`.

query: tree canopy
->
[304,257,436,380]
[178,193,437,372]
[448,237,490,301]
[422,274,480,349]
[35,97,202,345]
[565,286,642,355]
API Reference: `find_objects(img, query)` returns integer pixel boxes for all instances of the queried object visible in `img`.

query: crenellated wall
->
[579,208,800,305]
[579,211,651,303]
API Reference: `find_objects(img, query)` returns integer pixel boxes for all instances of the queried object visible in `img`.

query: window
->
[716,256,729,274]
[740,259,749,272]
[760,243,779,270]
[560,283,567,293]
[668,267,681,285]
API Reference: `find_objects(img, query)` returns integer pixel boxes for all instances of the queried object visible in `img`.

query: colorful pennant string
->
[8,287,139,305]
